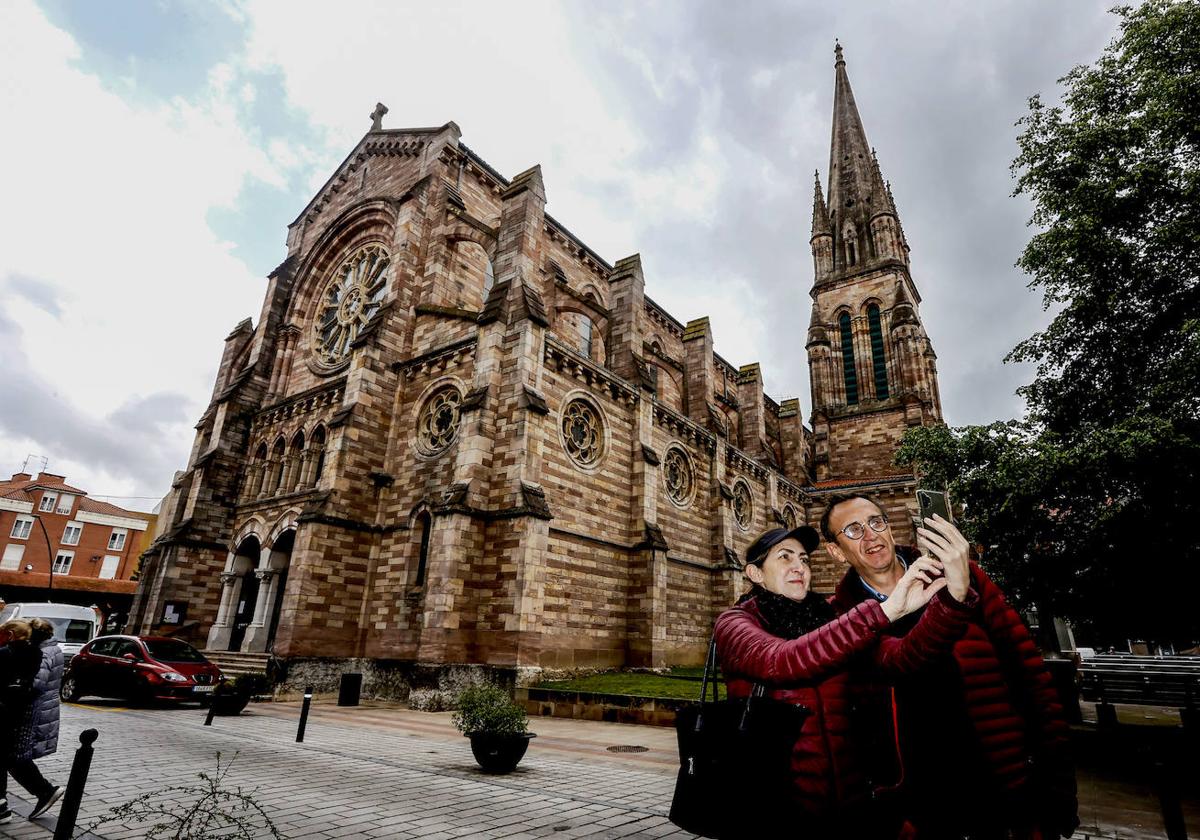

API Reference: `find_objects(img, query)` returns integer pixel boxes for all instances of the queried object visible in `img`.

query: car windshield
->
[143,640,206,663]
[42,617,94,644]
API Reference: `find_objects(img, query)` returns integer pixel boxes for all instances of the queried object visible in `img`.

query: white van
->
[0,602,99,660]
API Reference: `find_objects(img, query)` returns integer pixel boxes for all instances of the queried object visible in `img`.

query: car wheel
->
[60,674,81,702]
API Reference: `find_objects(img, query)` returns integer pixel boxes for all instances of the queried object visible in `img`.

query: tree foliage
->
[900,1,1200,646]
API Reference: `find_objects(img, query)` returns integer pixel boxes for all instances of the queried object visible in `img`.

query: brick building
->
[0,471,154,622]
[129,47,942,694]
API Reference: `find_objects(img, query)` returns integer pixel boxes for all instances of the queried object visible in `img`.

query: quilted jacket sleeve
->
[872,586,978,675]
[973,564,1077,833]
[714,599,890,685]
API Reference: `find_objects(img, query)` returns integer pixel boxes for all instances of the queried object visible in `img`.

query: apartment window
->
[38,492,57,512]
[62,522,83,546]
[9,516,33,540]
[52,550,74,574]
[2,544,24,571]
[55,493,75,515]
[99,555,120,580]
[108,528,128,551]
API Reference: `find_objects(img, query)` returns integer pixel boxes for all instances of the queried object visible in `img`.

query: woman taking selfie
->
[714,524,976,837]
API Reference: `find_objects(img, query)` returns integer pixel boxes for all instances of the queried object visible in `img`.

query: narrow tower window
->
[839,312,858,405]
[579,315,594,359]
[868,304,889,400]
[415,511,431,587]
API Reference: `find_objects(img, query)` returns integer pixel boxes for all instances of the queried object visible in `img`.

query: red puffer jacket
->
[714,587,974,816]
[832,556,1077,835]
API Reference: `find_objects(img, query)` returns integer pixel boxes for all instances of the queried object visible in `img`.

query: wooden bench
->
[1079,656,1200,707]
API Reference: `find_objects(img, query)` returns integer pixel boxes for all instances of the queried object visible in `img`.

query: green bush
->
[450,684,528,735]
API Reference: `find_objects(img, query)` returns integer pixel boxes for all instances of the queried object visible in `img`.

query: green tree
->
[901,1,1200,646]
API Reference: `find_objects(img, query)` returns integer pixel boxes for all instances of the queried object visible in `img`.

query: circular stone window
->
[417,386,463,455]
[312,244,391,367]
[781,505,798,529]
[732,481,753,531]
[561,398,605,469]
[663,446,694,508]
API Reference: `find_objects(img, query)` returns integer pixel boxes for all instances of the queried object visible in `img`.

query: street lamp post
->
[32,513,54,598]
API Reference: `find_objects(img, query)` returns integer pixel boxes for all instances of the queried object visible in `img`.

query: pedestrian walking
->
[11,618,65,819]
[0,619,41,824]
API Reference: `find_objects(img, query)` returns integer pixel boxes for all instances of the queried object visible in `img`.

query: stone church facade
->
[129,47,942,694]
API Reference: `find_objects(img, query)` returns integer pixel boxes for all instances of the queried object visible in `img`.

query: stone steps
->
[203,650,271,678]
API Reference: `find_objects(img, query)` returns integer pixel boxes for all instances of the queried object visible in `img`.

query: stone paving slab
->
[0,700,1194,839]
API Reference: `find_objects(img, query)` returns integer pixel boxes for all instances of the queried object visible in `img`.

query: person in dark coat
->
[6,618,64,820]
[0,619,41,826]
[821,493,1078,840]
[714,523,977,837]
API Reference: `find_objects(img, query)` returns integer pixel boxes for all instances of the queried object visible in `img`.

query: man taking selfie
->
[820,493,1078,840]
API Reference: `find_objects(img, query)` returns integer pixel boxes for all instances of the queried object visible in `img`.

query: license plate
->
[193,685,215,693]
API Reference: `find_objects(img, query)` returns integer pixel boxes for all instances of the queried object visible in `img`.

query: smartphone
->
[916,489,953,523]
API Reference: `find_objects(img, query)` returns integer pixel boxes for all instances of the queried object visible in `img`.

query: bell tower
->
[806,43,942,482]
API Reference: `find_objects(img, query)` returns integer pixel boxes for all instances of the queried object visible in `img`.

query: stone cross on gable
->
[370,102,389,131]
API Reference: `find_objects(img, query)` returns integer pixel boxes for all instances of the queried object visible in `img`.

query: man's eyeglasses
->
[838,515,889,541]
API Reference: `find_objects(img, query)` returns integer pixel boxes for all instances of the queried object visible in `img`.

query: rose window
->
[561,399,604,468]
[782,506,797,529]
[664,447,694,507]
[417,387,463,454]
[313,244,391,366]
[732,482,753,530]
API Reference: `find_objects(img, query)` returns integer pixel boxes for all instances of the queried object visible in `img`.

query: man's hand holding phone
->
[916,515,971,602]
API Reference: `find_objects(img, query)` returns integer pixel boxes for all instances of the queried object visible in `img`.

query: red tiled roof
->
[0,476,89,497]
[78,497,145,519]
[0,486,34,502]
[807,473,914,492]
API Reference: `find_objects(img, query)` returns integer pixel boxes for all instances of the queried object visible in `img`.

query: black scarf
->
[747,585,837,640]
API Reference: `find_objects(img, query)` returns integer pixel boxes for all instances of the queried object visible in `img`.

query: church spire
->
[824,42,905,272]
[810,170,831,239]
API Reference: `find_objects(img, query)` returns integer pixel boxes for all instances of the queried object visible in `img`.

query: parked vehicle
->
[60,635,224,704]
[0,602,98,660]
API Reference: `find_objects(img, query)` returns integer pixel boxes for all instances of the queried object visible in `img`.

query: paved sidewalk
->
[1,700,1195,839]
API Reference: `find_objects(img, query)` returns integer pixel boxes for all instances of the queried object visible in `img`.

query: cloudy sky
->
[0,0,1119,511]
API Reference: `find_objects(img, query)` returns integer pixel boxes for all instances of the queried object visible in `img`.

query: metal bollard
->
[53,729,98,840]
[1153,756,1188,840]
[204,700,217,726]
[1095,674,1118,731]
[296,686,313,743]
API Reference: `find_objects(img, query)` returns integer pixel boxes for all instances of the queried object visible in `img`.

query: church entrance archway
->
[241,527,295,653]
[228,569,260,651]
[266,530,293,650]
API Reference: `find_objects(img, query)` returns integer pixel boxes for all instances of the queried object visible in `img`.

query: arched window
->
[839,313,858,405]
[844,224,858,267]
[483,257,495,299]
[867,304,889,400]
[415,511,431,587]
[309,426,327,485]
[270,438,286,491]
[579,314,594,359]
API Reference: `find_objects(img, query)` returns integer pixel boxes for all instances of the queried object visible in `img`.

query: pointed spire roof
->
[826,41,878,222]
[810,170,831,239]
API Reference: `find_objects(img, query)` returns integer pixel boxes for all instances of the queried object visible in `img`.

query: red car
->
[61,635,224,704]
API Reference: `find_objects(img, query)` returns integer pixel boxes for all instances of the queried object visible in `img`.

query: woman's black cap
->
[745,526,820,567]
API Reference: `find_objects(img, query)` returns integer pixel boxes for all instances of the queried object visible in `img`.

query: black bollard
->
[204,700,217,726]
[296,686,313,743]
[1095,674,1119,731]
[53,729,98,840]
[1153,755,1188,840]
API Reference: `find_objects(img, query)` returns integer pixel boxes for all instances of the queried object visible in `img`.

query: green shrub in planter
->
[451,684,535,773]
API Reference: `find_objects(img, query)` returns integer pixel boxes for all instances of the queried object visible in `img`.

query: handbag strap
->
[699,636,720,703]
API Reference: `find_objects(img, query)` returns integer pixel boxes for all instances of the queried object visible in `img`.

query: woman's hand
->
[880,556,948,621]
[916,515,972,602]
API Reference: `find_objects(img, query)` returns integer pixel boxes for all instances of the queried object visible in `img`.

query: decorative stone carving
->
[663,446,694,508]
[561,398,604,469]
[417,386,463,455]
[313,244,390,367]
[732,481,753,531]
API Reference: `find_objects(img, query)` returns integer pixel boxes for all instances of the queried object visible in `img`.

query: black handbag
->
[669,635,811,838]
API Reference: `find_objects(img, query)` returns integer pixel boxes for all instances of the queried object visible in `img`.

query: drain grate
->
[606,744,649,753]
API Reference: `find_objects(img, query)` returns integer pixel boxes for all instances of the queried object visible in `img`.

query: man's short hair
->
[818,493,886,542]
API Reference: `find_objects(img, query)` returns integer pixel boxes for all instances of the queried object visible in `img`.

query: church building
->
[129,46,942,695]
